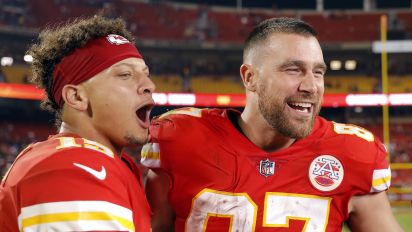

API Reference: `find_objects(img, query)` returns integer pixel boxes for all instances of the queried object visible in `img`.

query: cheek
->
[98,86,131,104]
[92,92,129,118]
[260,77,281,93]
[317,81,325,94]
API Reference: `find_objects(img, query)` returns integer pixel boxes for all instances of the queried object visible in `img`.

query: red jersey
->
[0,133,151,232]
[141,108,391,232]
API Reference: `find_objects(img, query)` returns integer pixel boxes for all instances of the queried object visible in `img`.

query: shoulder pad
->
[158,107,203,119]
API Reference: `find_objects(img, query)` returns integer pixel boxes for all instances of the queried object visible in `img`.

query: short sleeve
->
[370,140,391,193]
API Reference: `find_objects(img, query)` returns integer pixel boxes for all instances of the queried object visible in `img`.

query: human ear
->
[61,84,88,111]
[240,64,257,92]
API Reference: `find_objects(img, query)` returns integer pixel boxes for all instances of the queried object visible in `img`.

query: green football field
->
[396,213,412,231]
[386,209,411,231]
[342,207,412,231]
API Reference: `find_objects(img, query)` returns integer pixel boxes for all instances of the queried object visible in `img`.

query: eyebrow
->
[279,60,327,72]
[142,66,149,73]
[112,62,149,73]
[315,62,328,72]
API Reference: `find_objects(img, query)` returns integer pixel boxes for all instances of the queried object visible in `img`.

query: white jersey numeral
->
[333,122,374,142]
[56,137,114,158]
[186,189,331,232]
[263,192,331,232]
[186,189,257,232]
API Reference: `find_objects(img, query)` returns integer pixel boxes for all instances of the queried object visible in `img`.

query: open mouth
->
[287,102,313,114]
[136,103,154,128]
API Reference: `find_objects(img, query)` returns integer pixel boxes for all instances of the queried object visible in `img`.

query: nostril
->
[143,88,151,94]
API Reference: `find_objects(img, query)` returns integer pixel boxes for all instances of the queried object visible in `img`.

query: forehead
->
[260,33,324,63]
[109,57,148,70]
[85,57,148,85]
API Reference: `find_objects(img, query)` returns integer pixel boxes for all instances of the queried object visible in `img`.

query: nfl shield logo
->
[259,159,275,177]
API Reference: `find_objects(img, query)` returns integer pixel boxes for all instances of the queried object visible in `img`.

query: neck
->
[238,106,295,153]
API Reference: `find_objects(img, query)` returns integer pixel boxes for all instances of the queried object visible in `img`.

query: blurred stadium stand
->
[1,0,412,208]
[4,65,412,94]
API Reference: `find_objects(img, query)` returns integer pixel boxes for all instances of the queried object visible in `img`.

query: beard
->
[124,130,150,147]
[257,82,321,139]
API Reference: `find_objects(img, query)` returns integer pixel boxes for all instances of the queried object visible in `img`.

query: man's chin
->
[124,133,149,146]
[297,122,315,138]
[285,120,314,139]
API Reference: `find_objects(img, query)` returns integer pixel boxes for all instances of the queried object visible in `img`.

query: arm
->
[347,191,404,232]
[146,169,175,232]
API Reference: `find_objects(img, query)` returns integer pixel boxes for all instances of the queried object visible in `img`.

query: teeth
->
[290,102,312,108]
[296,108,309,113]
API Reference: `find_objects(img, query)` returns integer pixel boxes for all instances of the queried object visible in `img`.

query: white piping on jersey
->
[141,143,160,168]
[371,167,391,192]
[18,200,134,231]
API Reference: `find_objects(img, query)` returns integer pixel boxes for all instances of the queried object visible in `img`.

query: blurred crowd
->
[0,122,42,177]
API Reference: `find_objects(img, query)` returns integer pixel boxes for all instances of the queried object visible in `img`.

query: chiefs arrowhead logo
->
[106,34,130,45]
[309,155,344,192]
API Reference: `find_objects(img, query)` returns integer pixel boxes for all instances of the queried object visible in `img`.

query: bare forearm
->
[348,192,404,232]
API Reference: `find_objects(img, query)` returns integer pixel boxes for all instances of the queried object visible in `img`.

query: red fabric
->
[0,133,151,231]
[52,34,142,106]
[146,108,390,231]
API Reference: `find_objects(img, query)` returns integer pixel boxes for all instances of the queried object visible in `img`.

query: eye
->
[285,67,300,74]
[314,70,325,77]
[119,72,132,79]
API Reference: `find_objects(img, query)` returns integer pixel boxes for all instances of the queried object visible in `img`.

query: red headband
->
[52,34,143,106]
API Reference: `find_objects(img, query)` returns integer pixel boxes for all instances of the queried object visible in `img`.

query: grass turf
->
[342,207,412,231]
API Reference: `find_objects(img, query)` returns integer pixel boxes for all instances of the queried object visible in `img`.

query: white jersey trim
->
[18,200,134,231]
[370,167,391,192]
[22,220,133,232]
[141,143,160,168]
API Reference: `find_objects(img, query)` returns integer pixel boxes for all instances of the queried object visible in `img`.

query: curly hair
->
[27,15,135,127]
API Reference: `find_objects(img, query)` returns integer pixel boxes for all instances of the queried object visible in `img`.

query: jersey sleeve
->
[17,148,136,232]
[331,122,391,194]
[141,139,161,168]
[370,140,391,193]
[141,107,204,169]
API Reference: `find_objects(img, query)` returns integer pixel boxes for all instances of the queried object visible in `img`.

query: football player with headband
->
[142,17,404,232]
[0,16,154,231]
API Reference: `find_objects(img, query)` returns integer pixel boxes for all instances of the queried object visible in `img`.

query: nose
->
[139,76,156,95]
[298,73,317,94]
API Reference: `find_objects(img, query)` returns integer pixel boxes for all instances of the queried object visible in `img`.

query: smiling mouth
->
[287,102,313,114]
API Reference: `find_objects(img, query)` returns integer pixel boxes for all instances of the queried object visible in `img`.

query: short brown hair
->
[243,17,318,62]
